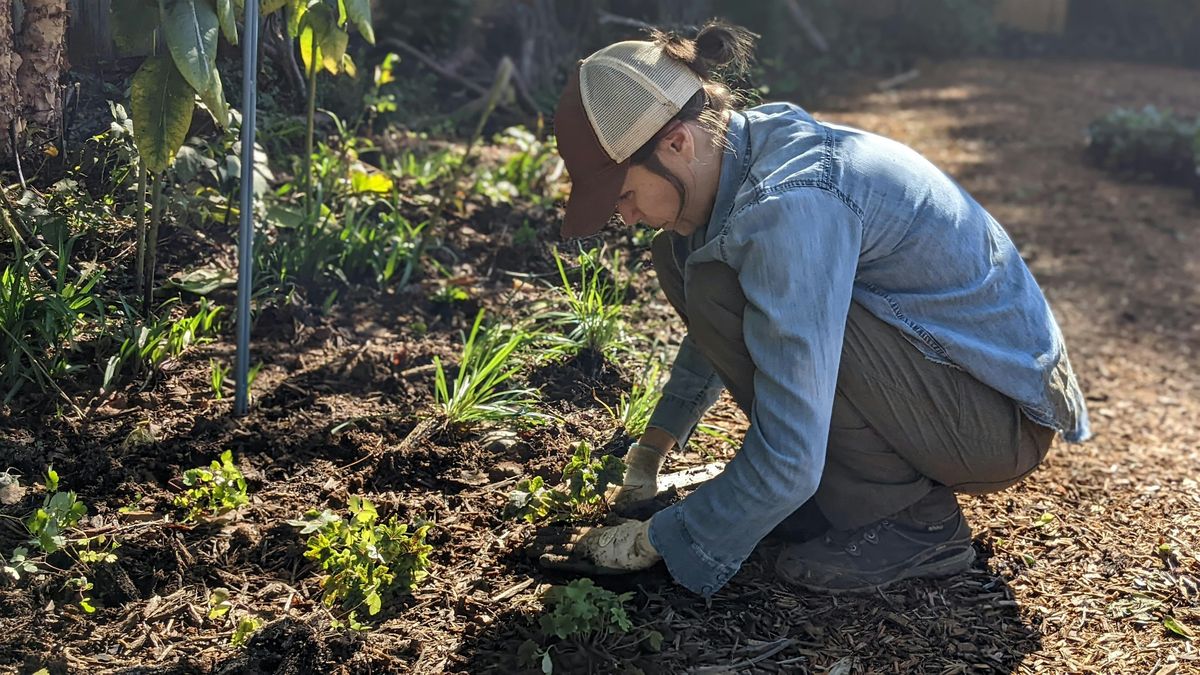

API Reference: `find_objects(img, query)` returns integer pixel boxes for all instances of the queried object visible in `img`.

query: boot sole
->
[777,543,977,595]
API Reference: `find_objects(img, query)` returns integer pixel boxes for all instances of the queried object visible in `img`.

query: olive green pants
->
[652,233,1055,530]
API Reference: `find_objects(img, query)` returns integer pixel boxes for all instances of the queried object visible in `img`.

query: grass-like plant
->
[434,309,542,429]
[542,247,628,360]
[603,360,662,438]
[0,251,102,404]
[288,496,432,631]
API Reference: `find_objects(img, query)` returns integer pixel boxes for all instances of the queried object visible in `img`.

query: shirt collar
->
[697,110,752,246]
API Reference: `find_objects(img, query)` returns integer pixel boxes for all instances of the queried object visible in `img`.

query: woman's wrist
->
[635,426,677,457]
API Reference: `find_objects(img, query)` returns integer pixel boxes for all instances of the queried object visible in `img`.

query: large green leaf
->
[159,0,230,127]
[130,56,195,174]
[216,0,238,45]
[111,0,160,56]
[340,0,374,45]
[286,0,309,37]
[299,3,347,75]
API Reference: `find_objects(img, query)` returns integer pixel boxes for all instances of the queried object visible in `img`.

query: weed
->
[210,359,230,400]
[473,126,564,206]
[506,442,625,523]
[288,497,432,630]
[102,298,223,392]
[434,309,543,429]
[172,450,249,523]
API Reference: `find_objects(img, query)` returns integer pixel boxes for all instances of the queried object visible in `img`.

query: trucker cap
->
[554,41,703,237]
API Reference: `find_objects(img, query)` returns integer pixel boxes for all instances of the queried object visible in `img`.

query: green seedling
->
[288,496,432,630]
[173,450,249,523]
[520,578,640,672]
[602,361,662,438]
[434,309,544,429]
[507,442,625,523]
[1,469,116,613]
[209,588,263,646]
[542,247,628,360]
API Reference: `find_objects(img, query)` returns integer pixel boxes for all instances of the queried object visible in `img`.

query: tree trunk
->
[0,1,21,156]
[0,0,68,163]
[17,0,68,127]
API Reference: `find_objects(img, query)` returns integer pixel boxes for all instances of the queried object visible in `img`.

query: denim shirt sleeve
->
[648,189,863,596]
[646,334,725,449]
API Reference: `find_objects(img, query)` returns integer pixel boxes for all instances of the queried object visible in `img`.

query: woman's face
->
[614,122,713,237]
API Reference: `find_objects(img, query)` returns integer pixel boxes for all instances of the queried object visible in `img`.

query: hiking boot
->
[774,487,975,593]
[765,497,831,544]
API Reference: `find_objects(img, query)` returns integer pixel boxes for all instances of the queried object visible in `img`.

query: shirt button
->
[701,584,714,595]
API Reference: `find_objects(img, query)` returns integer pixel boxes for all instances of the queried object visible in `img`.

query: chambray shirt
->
[644,104,1090,597]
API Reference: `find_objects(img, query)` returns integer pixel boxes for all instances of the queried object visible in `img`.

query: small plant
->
[1,468,118,613]
[540,578,633,639]
[431,284,470,305]
[208,588,263,647]
[288,496,432,630]
[507,442,625,523]
[542,247,628,360]
[603,361,662,438]
[472,126,564,206]
[210,358,230,399]
[434,309,543,429]
[173,450,249,523]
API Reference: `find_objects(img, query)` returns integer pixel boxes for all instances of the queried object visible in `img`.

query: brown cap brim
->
[555,67,628,238]
[562,161,627,238]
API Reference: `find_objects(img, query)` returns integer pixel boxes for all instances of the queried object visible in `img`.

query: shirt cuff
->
[648,502,741,597]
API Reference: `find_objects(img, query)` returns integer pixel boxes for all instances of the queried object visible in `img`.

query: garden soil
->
[2,57,1198,674]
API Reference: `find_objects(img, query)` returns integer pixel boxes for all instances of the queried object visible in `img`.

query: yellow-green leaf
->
[341,0,373,44]
[216,0,238,45]
[261,0,289,14]
[1165,617,1195,640]
[299,4,347,75]
[130,55,195,174]
[160,0,229,127]
[351,170,393,194]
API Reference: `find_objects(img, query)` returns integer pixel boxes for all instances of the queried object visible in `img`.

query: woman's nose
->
[618,203,639,225]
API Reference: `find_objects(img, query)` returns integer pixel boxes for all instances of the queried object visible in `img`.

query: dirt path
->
[812,58,1200,673]
[1,57,1197,674]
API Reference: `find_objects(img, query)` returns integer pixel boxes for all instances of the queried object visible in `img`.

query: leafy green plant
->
[539,578,633,639]
[603,361,662,438]
[102,298,223,392]
[506,442,625,523]
[0,246,102,404]
[287,496,432,630]
[473,126,564,206]
[172,450,249,522]
[1,468,118,613]
[542,247,628,360]
[434,309,543,429]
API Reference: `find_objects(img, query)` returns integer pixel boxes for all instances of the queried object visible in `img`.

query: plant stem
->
[303,35,318,216]
[134,159,148,297]
[141,174,164,316]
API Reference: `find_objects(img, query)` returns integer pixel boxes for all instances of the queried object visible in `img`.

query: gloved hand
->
[534,518,661,574]
[610,441,666,510]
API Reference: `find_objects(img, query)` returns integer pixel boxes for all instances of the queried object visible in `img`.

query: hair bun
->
[652,20,757,80]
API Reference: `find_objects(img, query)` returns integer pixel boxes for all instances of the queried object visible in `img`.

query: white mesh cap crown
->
[579,41,703,163]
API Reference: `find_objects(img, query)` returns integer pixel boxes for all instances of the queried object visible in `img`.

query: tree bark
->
[17,0,68,124]
[0,1,22,156]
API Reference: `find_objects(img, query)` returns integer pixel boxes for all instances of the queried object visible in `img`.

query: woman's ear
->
[657,120,695,161]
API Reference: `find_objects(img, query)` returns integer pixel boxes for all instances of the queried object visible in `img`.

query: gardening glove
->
[610,441,667,512]
[534,518,661,575]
